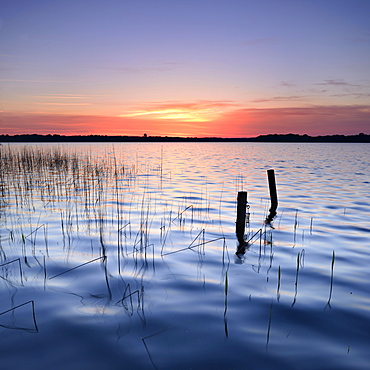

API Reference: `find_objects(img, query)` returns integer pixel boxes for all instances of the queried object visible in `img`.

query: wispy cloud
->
[314,79,370,100]
[33,94,110,99]
[279,81,296,88]
[315,79,363,88]
[34,102,92,106]
[119,100,240,122]
[100,62,184,74]
[250,96,305,103]
[0,67,20,71]
[0,53,28,58]
[0,79,70,83]
[143,100,240,109]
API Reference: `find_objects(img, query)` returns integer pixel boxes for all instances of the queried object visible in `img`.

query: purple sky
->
[1,0,369,137]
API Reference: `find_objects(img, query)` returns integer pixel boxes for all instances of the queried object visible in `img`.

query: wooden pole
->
[266,169,278,224]
[236,191,247,242]
[267,169,278,209]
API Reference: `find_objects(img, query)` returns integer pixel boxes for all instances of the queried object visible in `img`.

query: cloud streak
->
[250,96,305,103]
[316,79,361,87]
[33,94,110,99]
[98,62,184,74]
[0,79,71,83]
[119,100,240,122]
[34,103,92,106]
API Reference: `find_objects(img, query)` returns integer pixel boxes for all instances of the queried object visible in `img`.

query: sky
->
[1,0,370,137]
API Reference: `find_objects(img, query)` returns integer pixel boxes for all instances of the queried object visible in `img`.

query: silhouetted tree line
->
[1,133,369,143]
[251,133,370,142]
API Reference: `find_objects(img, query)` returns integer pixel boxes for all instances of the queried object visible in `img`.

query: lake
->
[1,142,369,369]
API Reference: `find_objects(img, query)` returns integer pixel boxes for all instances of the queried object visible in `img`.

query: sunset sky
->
[1,0,370,137]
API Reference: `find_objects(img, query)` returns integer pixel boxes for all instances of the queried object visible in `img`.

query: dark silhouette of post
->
[236,191,248,244]
[265,169,278,224]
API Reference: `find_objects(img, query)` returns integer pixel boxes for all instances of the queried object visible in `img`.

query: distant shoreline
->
[1,133,369,143]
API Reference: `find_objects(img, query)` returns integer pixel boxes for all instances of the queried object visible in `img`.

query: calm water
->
[1,142,369,369]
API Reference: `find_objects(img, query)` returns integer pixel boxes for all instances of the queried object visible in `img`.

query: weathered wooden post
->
[236,191,248,243]
[265,169,278,224]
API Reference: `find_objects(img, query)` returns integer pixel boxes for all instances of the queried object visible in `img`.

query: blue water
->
[1,143,369,369]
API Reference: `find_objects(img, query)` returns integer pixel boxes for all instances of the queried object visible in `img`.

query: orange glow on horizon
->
[120,108,221,122]
[1,104,369,138]
[119,101,239,123]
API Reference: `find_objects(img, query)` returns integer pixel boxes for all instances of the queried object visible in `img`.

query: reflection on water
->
[0,143,370,369]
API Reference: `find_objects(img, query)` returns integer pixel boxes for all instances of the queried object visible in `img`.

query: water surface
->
[1,143,369,369]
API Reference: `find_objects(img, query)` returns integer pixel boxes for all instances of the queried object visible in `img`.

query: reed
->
[0,300,38,333]
[0,258,24,286]
[48,256,105,280]
[266,300,273,350]
[325,250,336,309]
[142,329,168,370]
[293,209,299,246]
[224,270,229,338]
[292,249,305,307]
[117,283,141,314]
[277,265,281,301]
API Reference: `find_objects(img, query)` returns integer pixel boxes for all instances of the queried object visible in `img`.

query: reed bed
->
[0,144,336,298]
[1,144,227,290]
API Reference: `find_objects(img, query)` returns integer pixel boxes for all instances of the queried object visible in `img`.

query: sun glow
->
[120,108,218,122]
[118,102,232,122]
